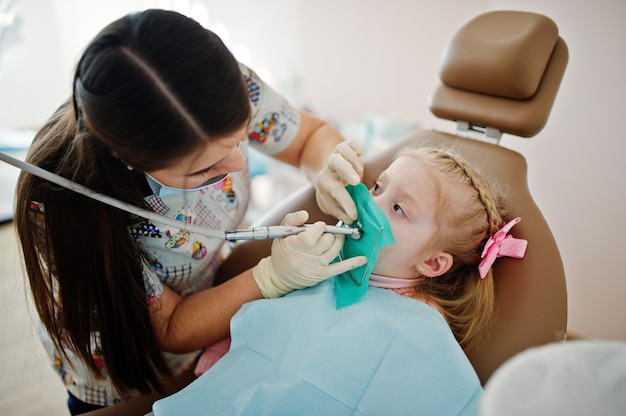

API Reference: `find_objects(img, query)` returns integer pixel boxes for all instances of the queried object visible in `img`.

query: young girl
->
[368,146,525,353]
[175,146,527,415]
[14,9,365,414]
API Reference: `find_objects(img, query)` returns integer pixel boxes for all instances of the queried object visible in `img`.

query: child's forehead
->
[386,154,431,178]
[383,157,440,200]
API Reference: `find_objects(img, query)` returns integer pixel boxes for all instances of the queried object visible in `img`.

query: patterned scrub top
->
[37,63,302,407]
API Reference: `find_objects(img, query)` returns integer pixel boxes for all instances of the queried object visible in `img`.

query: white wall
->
[487,0,626,342]
[1,0,624,340]
[0,0,303,128]
[295,0,626,342]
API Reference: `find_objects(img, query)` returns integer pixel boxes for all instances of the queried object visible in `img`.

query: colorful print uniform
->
[36,63,302,407]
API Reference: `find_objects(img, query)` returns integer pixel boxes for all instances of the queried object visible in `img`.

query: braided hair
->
[397,147,508,353]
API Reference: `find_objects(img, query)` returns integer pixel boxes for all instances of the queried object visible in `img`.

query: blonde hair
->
[397,146,508,353]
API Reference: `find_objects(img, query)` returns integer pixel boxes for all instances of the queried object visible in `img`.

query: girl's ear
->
[419,252,453,278]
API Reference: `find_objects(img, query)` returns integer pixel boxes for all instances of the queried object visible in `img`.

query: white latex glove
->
[253,210,367,298]
[315,141,364,225]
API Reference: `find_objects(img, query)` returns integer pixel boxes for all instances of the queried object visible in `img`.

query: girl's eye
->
[371,181,382,195]
[393,203,405,216]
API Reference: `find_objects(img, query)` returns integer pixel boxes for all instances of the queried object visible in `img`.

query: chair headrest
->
[430,11,569,137]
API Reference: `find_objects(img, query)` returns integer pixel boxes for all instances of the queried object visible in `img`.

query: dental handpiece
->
[0,151,363,242]
[224,225,361,241]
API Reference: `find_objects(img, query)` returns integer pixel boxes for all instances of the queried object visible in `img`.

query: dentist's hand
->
[315,141,364,225]
[253,210,367,298]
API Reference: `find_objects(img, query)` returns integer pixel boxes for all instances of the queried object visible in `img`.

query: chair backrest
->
[220,10,569,386]
[365,10,569,384]
[363,132,567,385]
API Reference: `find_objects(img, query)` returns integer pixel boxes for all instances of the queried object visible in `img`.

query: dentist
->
[15,9,364,414]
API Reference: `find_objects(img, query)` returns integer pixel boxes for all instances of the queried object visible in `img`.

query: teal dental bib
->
[335,183,395,307]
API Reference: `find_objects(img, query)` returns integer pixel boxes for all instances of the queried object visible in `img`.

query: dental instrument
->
[0,151,360,241]
[225,225,360,241]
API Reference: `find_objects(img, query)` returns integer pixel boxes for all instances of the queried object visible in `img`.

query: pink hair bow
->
[478,217,528,279]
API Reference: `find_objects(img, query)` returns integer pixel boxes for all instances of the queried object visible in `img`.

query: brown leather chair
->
[88,10,568,415]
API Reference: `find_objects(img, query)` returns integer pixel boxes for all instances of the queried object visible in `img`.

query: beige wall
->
[490,0,626,340]
[297,0,626,342]
[1,0,624,340]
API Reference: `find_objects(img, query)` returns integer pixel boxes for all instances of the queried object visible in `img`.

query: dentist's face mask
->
[145,172,228,197]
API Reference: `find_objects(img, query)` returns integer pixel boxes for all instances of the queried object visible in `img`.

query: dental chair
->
[87,9,568,415]
[218,9,569,386]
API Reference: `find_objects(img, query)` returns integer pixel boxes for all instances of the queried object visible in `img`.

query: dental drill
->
[0,151,360,241]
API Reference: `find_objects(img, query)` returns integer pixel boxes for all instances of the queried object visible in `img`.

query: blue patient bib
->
[152,280,483,416]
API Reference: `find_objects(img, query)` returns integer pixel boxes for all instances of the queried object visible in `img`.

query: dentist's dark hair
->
[15,9,250,395]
